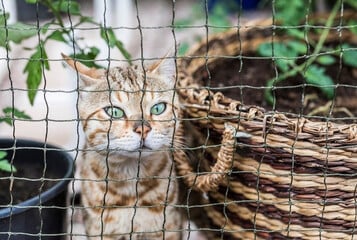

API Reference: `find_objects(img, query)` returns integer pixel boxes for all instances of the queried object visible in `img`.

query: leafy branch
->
[1,0,131,105]
[0,0,132,172]
[258,0,357,105]
[0,107,31,125]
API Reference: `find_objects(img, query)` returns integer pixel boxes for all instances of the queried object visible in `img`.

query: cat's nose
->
[133,121,152,139]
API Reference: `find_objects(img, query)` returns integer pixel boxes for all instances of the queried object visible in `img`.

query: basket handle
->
[174,124,236,192]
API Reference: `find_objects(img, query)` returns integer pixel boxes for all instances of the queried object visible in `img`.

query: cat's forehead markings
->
[107,66,142,90]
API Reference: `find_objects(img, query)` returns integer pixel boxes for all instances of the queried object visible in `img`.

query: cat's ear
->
[147,52,176,84]
[61,53,105,86]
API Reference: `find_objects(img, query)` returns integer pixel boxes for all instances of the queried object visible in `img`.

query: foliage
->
[0,151,16,173]
[175,0,237,55]
[1,0,131,105]
[0,107,31,125]
[258,0,357,105]
[0,0,131,172]
[0,14,37,48]
[0,108,30,173]
[274,0,308,26]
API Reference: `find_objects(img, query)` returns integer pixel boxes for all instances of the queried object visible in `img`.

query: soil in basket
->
[0,163,59,207]
[200,57,357,122]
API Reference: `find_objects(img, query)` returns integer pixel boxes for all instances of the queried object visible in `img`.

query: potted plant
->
[0,0,131,239]
[0,138,73,240]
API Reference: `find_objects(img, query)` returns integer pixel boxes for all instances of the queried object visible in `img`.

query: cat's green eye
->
[150,102,166,115]
[105,106,125,119]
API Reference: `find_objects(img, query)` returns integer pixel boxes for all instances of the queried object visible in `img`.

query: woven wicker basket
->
[175,14,357,240]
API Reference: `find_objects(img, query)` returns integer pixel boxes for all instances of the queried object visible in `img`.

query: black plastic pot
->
[0,139,73,240]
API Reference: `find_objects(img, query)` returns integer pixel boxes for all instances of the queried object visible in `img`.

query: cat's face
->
[63,55,180,160]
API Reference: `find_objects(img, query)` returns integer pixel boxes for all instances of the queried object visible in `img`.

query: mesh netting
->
[0,0,357,239]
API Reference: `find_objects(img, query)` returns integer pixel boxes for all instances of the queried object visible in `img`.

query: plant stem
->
[265,1,341,105]
[42,0,84,53]
[307,1,341,66]
[43,0,64,28]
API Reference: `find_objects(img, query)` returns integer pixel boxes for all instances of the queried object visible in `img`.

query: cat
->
[63,54,184,240]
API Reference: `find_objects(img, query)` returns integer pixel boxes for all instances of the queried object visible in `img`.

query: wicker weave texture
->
[176,14,357,239]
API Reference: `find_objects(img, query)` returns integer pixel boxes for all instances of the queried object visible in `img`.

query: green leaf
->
[316,55,336,65]
[114,40,132,64]
[304,64,335,99]
[70,47,102,68]
[0,151,7,160]
[208,4,231,31]
[78,16,95,25]
[173,19,193,30]
[287,41,307,54]
[24,46,49,105]
[0,112,11,125]
[0,160,16,173]
[41,22,52,34]
[257,42,297,72]
[342,44,357,68]
[51,1,80,15]
[347,20,357,35]
[25,0,37,4]
[47,30,66,43]
[8,22,37,43]
[0,151,16,173]
[0,12,9,25]
[0,107,31,125]
[100,27,132,64]
[345,0,357,9]
[100,26,118,47]
[0,22,37,48]
[286,29,306,40]
[178,42,189,56]
[275,0,308,25]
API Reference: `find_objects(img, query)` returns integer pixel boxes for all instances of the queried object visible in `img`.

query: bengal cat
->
[63,54,184,240]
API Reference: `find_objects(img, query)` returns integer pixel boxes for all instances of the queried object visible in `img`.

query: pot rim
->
[0,138,74,218]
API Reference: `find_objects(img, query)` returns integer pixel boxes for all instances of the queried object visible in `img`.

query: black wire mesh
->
[0,0,356,239]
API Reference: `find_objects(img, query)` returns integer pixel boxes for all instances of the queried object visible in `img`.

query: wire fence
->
[0,0,357,239]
